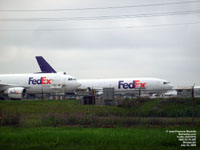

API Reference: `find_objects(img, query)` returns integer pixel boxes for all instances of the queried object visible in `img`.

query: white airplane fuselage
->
[78,78,173,94]
[0,73,80,99]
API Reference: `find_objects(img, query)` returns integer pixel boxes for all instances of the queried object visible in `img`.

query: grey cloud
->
[0,0,200,86]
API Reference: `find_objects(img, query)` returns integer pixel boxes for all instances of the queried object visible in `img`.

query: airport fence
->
[0,93,200,127]
[39,98,200,127]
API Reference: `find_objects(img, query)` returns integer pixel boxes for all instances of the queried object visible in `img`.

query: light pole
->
[41,85,44,127]
[138,88,141,125]
[192,84,195,125]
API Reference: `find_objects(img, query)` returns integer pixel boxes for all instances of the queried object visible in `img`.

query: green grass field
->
[0,98,199,116]
[0,99,199,149]
[0,127,199,150]
[0,98,200,127]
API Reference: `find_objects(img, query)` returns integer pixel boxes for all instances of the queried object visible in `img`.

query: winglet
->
[35,56,57,73]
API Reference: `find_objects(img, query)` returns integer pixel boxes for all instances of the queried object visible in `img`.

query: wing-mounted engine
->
[5,87,26,99]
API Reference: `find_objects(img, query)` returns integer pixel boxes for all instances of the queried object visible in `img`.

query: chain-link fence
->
[0,89,200,127]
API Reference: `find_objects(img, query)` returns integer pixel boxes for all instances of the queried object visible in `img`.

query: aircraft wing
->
[0,84,13,92]
[0,83,29,92]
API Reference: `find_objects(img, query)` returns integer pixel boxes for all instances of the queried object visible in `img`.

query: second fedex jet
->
[78,78,172,94]
[35,56,173,94]
[0,57,80,99]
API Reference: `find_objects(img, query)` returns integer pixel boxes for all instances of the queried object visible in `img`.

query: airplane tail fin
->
[35,56,57,73]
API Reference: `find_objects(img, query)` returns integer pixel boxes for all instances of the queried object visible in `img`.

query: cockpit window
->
[163,82,170,85]
[68,78,76,81]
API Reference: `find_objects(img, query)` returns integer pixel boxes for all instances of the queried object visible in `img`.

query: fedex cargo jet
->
[35,56,173,94]
[78,78,172,94]
[0,59,80,99]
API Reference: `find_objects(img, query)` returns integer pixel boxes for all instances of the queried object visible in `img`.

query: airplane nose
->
[75,81,81,88]
[168,84,173,89]
[163,81,173,90]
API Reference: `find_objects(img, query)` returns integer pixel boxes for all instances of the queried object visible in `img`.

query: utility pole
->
[138,88,141,125]
[92,89,95,127]
[41,86,44,127]
[192,84,195,126]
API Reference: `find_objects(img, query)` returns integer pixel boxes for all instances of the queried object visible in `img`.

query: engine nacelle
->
[7,87,26,99]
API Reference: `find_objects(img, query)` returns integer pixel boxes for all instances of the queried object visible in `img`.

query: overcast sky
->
[0,0,200,86]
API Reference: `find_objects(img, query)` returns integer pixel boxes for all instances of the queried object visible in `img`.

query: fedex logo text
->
[118,80,146,89]
[28,77,51,85]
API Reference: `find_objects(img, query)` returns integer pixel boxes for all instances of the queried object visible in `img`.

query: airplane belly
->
[26,85,51,94]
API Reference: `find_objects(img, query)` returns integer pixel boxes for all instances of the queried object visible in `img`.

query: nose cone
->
[64,78,81,92]
[169,84,174,89]
[166,83,173,90]
[162,80,173,90]
[74,81,81,89]
[69,81,81,90]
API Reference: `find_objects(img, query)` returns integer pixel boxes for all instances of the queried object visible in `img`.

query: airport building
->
[176,86,200,98]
